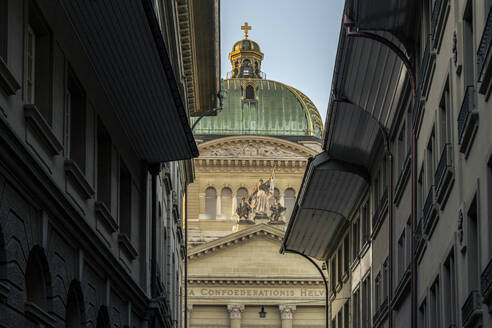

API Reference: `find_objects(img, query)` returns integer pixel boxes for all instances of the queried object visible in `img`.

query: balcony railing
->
[422,186,434,227]
[431,0,442,38]
[420,36,431,87]
[481,257,492,303]
[435,144,451,188]
[461,290,482,327]
[372,188,388,231]
[457,86,474,143]
[477,6,492,81]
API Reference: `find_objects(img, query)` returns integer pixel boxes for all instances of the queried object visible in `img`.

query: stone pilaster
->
[227,304,244,328]
[186,304,193,328]
[279,305,296,328]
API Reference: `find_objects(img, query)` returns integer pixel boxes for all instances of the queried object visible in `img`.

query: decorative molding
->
[227,304,244,319]
[0,56,20,96]
[188,278,323,286]
[64,160,94,199]
[24,104,63,155]
[95,201,118,233]
[118,233,138,260]
[279,304,296,320]
[0,281,10,302]
[24,301,57,328]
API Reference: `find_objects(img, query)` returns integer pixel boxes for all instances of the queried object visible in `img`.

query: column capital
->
[187,304,193,313]
[279,304,296,320]
[227,304,245,319]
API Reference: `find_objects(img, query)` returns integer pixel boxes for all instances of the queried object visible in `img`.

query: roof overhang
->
[281,152,369,260]
[282,0,415,260]
[179,0,221,117]
[61,0,199,163]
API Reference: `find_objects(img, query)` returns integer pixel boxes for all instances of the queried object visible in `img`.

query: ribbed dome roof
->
[232,39,261,52]
[192,78,323,139]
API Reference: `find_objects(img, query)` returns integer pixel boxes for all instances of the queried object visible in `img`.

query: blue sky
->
[220,0,345,122]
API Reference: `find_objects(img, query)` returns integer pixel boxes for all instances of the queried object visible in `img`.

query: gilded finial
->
[241,22,252,39]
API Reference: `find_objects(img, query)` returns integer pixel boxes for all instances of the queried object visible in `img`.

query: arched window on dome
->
[205,187,217,219]
[245,85,255,100]
[221,188,232,219]
[241,59,251,77]
[284,188,296,221]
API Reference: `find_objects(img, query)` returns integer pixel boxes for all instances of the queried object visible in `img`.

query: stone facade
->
[0,0,218,327]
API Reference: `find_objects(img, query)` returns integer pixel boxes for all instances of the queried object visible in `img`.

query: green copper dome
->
[192,78,323,138]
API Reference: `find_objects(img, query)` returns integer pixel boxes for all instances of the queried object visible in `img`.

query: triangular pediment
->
[188,224,322,280]
[197,136,317,159]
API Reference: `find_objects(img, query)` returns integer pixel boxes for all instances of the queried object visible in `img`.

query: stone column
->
[186,304,193,328]
[279,305,296,328]
[227,304,244,328]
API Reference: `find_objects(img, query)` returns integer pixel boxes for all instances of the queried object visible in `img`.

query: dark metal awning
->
[282,0,415,261]
[281,152,369,260]
[61,0,199,163]
[346,0,418,53]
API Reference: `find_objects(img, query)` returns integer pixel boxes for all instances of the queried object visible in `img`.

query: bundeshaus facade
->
[0,0,219,327]
[186,25,326,327]
[282,1,492,328]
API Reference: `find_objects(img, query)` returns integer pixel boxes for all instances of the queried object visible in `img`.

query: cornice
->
[188,278,323,286]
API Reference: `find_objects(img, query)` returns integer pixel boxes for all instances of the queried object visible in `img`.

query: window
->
[332,318,336,328]
[119,160,132,237]
[0,0,7,60]
[406,217,412,269]
[361,274,371,328]
[236,187,248,207]
[331,257,336,293]
[418,170,424,218]
[429,278,440,328]
[338,248,342,284]
[344,235,350,274]
[67,71,87,172]
[443,250,457,327]
[397,125,406,174]
[65,281,84,327]
[361,202,370,246]
[375,273,381,309]
[343,300,349,328]
[438,81,451,151]
[27,0,53,123]
[97,120,112,209]
[353,289,360,328]
[284,188,296,220]
[426,129,436,190]
[353,217,360,259]
[383,260,388,301]
[398,232,405,280]
[245,85,255,100]
[467,195,480,291]
[205,187,217,219]
[240,59,251,77]
[418,299,427,328]
[220,188,232,218]
[463,1,474,85]
[25,246,48,308]
[338,310,343,328]
[96,306,110,328]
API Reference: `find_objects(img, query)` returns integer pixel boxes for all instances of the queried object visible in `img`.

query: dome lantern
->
[229,23,264,79]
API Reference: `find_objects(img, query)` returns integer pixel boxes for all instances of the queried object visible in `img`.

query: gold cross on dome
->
[241,22,252,39]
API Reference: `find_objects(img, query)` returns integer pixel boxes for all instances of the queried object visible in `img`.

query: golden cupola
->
[229,22,265,79]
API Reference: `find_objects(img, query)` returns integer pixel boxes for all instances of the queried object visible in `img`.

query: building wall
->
[0,0,196,327]
[321,1,492,328]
